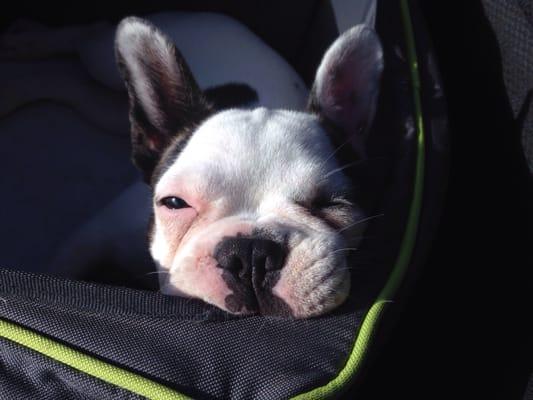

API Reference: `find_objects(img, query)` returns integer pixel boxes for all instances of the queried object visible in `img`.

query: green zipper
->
[0,318,190,399]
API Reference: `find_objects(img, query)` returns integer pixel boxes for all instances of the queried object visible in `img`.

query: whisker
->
[321,160,364,181]
[343,234,378,243]
[319,137,353,169]
[321,156,387,181]
[337,213,385,233]
[144,270,170,276]
[329,247,359,255]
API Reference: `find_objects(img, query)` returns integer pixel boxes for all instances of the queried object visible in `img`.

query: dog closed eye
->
[294,191,356,229]
[296,190,352,211]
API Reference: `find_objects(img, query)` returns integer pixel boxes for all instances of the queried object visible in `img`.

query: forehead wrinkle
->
[157,108,349,208]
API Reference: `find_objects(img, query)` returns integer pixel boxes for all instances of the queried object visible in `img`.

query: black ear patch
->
[115,17,214,182]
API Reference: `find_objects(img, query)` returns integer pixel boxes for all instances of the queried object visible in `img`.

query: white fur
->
[153,108,356,316]
[157,108,346,206]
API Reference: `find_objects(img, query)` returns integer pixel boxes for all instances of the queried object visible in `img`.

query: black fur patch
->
[150,126,196,188]
[115,17,214,183]
[116,18,261,184]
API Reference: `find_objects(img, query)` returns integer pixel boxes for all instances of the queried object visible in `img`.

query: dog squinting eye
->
[159,196,190,210]
[312,195,352,210]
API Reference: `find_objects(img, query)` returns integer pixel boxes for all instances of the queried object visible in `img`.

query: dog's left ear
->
[115,17,212,183]
[308,25,383,153]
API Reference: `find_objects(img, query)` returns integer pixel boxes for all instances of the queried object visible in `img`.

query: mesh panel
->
[0,337,143,400]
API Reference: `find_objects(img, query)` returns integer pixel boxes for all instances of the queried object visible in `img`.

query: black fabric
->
[0,337,143,400]
[0,1,448,399]
[482,2,533,398]
[362,1,533,398]
[525,372,533,400]
[344,2,450,397]
[0,286,362,399]
[482,0,533,173]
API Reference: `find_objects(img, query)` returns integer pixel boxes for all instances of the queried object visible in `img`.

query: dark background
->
[1,1,533,399]
[356,1,533,399]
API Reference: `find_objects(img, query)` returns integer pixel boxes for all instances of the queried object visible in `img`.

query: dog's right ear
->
[308,25,383,157]
[115,17,212,183]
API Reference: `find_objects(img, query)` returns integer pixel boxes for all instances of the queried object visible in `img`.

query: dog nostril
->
[214,237,254,280]
[225,255,242,272]
[265,253,282,271]
[252,239,286,272]
[220,254,248,279]
[226,256,249,280]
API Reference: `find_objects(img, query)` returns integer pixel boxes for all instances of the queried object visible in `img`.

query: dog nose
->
[214,237,286,280]
[215,236,289,315]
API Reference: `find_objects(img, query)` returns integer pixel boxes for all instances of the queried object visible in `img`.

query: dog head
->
[115,17,383,318]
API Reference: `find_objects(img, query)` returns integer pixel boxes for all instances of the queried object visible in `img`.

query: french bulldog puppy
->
[113,17,383,318]
[0,13,383,318]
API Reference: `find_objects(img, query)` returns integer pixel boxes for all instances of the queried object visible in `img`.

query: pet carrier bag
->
[0,0,448,398]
